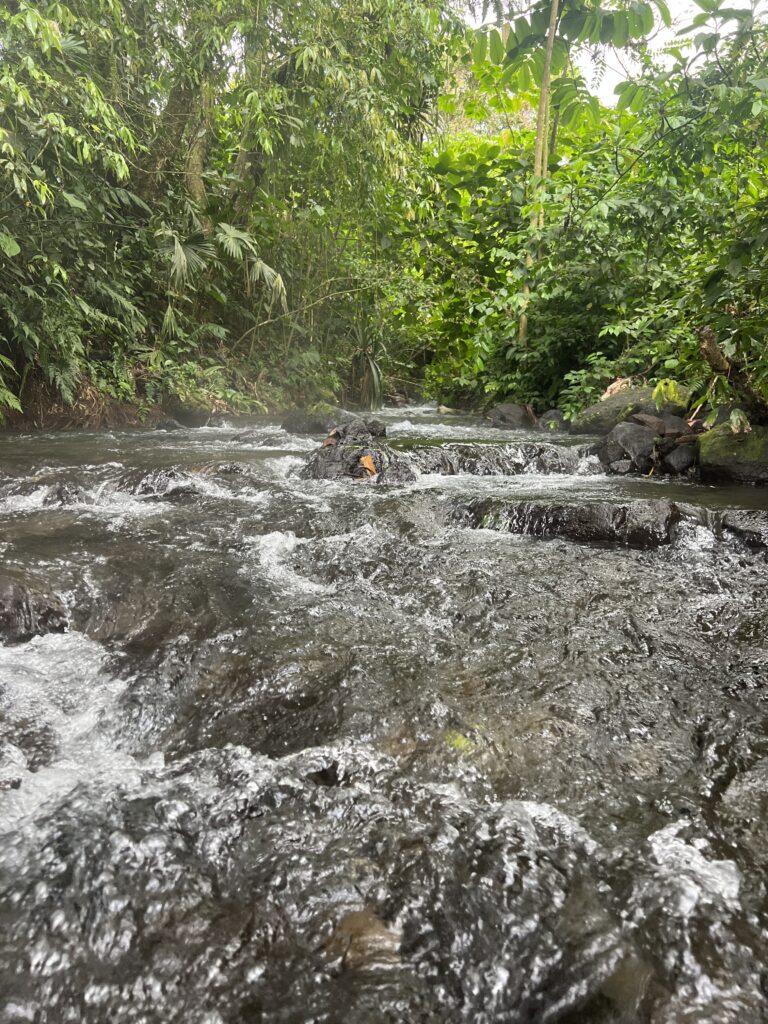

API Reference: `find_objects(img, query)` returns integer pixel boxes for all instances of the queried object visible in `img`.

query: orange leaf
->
[359,454,377,476]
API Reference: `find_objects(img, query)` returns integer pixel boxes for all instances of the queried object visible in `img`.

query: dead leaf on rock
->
[359,454,377,476]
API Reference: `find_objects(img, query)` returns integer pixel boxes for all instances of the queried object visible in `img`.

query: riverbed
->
[1,406,767,1022]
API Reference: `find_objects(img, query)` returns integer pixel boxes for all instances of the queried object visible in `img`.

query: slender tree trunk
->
[136,80,195,202]
[185,82,214,236]
[519,0,560,345]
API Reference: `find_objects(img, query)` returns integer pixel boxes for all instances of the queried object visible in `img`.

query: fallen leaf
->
[359,454,377,476]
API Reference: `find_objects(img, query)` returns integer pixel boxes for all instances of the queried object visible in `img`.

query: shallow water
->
[1,407,767,1023]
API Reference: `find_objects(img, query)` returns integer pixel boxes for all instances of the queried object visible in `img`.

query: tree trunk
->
[518,0,560,345]
[185,82,214,236]
[136,80,195,202]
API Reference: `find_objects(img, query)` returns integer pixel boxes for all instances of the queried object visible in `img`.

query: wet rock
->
[720,509,768,548]
[325,909,401,970]
[598,422,658,474]
[698,424,768,485]
[486,402,536,430]
[43,482,91,506]
[125,468,200,497]
[570,387,687,435]
[660,413,691,437]
[538,409,566,432]
[165,402,212,428]
[281,408,342,434]
[662,443,697,476]
[408,441,583,477]
[631,412,666,434]
[154,416,184,431]
[0,576,68,643]
[301,420,416,484]
[455,497,685,548]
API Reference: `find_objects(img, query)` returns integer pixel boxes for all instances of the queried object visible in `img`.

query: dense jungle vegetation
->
[1,0,767,422]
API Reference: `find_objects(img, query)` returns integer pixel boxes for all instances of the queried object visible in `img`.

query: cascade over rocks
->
[453,497,768,550]
[408,441,588,477]
[0,575,68,643]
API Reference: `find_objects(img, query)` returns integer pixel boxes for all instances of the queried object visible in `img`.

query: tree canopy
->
[1,0,767,422]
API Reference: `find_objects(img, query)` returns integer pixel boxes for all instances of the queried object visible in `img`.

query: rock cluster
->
[300,417,417,484]
[596,414,699,477]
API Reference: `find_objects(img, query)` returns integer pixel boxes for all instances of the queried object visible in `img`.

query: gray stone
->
[599,422,658,474]
[486,403,536,430]
[663,444,697,475]
[0,577,68,643]
[537,409,566,432]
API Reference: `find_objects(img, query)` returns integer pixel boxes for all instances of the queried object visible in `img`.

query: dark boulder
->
[486,403,537,430]
[454,497,685,549]
[570,387,688,435]
[662,443,697,476]
[154,416,184,432]
[281,408,385,437]
[659,413,691,437]
[281,409,340,435]
[631,412,666,434]
[598,422,658,474]
[537,409,566,432]
[164,403,212,428]
[0,576,68,643]
[301,419,415,484]
[698,425,768,485]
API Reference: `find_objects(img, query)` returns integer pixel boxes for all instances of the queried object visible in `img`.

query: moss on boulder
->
[698,425,768,485]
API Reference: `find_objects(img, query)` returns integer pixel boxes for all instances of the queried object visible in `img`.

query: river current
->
[1,406,767,1023]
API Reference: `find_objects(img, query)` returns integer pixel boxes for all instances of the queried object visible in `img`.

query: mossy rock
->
[698,425,768,485]
[569,387,688,436]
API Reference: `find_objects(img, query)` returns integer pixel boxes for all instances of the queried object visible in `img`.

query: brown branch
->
[698,325,768,422]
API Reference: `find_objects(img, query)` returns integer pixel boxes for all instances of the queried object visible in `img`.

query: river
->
[1,406,767,1022]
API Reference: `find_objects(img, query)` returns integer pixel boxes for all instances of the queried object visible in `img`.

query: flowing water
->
[1,406,768,1023]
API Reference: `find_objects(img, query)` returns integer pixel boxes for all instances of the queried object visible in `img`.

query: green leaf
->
[472,31,487,64]
[639,3,655,34]
[489,28,504,64]
[616,83,638,110]
[0,232,21,258]
[62,191,87,211]
[654,0,672,28]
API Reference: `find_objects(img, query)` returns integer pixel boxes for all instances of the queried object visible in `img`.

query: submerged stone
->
[0,575,68,643]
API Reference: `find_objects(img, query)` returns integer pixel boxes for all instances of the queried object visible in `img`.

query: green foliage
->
[409,3,768,418]
[0,0,461,419]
